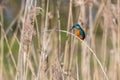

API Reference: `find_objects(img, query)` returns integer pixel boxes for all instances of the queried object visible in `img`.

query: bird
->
[70,23,85,40]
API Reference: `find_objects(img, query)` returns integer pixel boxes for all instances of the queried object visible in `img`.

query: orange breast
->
[75,28,83,40]
[75,28,80,36]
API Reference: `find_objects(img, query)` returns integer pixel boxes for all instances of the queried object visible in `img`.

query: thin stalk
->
[59,30,109,80]
[76,56,79,80]
[117,0,120,80]
[0,27,3,80]
[44,29,109,80]
[57,0,61,63]
[63,0,73,72]
[1,28,17,69]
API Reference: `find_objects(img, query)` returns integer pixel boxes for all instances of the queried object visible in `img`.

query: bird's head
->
[70,23,81,31]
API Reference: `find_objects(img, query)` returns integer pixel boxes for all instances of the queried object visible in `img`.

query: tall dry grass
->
[0,0,120,80]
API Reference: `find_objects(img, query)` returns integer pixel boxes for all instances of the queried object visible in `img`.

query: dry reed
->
[1,0,120,80]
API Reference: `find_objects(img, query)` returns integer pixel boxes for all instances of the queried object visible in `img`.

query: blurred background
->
[0,0,120,80]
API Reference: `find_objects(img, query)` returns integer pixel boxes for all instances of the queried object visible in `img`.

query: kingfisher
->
[70,23,85,40]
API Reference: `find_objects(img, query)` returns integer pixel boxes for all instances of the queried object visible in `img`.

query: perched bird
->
[70,23,85,40]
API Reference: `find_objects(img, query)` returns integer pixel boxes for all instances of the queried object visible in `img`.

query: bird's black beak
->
[69,26,74,31]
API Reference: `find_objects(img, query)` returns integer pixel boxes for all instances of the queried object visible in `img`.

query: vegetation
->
[0,0,120,80]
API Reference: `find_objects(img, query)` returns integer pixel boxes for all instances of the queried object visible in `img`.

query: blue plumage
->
[70,23,86,40]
